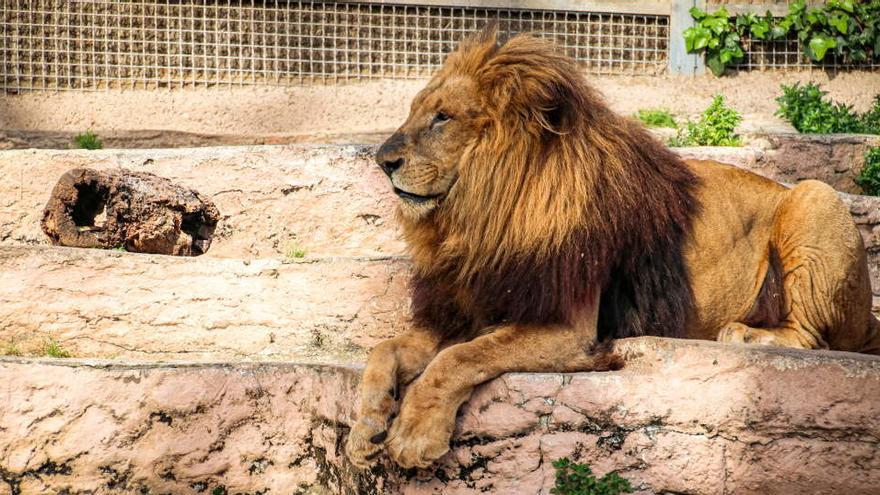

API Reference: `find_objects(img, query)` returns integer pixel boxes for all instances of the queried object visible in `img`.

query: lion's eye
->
[432,112,452,126]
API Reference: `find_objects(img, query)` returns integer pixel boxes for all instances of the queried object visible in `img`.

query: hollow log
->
[41,168,220,256]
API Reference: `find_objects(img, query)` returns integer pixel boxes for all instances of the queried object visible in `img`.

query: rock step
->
[4,242,879,363]
[0,245,409,362]
[2,136,879,260]
[1,337,878,495]
[0,145,404,259]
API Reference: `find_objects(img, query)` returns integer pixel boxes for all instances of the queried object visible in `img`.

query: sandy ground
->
[1,71,879,147]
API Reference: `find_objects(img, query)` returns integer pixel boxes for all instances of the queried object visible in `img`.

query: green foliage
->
[685,0,880,76]
[2,343,22,357]
[684,7,745,76]
[856,147,880,196]
[551,458,633,495]
[860,95,880,134]
[668,95,742,147]
[74,131,102,150]
[636,108,677,128]
[42,338,71,358]
[776,82,880,134]
[286,245,306,259]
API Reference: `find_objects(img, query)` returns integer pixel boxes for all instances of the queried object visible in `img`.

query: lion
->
[345,29,880,470]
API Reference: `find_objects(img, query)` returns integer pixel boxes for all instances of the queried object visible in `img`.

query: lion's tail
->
[860,314,880,355]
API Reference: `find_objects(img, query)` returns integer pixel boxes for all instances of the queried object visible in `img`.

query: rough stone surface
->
[3,139,879,260]
[0,146,404,259]
[0,245,409,362]
[1,338,878,495]
[682,133,880,195]
[41,168,220,255]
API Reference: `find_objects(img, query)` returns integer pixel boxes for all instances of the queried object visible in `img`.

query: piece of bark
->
[41,168,220,256]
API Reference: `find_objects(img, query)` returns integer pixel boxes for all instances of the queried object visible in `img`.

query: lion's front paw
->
[345,418,388,469]
[385,391,456,469]
[718,322,773,345]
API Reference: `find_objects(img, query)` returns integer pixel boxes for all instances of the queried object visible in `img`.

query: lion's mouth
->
[393,187,444,204]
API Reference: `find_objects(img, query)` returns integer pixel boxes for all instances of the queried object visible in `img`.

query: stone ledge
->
[1,337,878,495]
[3,242,879,363]
[0,244,409,362]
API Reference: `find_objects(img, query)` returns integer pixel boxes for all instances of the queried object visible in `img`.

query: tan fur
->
[346,30,880,470]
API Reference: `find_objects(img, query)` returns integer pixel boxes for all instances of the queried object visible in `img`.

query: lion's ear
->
[477,36,583,134]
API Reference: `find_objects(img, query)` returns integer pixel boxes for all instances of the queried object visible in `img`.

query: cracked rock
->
[41,168,220,256]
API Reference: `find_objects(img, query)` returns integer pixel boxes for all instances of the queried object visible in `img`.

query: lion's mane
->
[403,32,701,341]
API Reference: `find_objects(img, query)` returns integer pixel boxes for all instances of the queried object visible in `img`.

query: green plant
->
[550,458,633,495]
[2,343,23,357]
[42,338,72,358]
[74,131,102,150]
[669,95,742,147]
[860,95,880,134]
[684,7,746,76]
[286,245,306,259]
[856,147,880,195]
[776,82,867,134]
[685,0,880,76]
[636,108,677,128]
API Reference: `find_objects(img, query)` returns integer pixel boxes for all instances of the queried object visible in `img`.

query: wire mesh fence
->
[1,0,671,91]
[731,36,880,72]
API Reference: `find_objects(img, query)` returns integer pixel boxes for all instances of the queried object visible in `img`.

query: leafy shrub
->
[856,147,880,196]
[860,96,880,135]
[669,95,742,147]
[551,458,633,495]
[776,83,880,134]
[74,131,102,150]
[776,82,861,134]
[685,0,880,76]
[636,109,677,128]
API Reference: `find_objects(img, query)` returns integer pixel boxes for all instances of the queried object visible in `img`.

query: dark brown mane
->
[406,31,701,341]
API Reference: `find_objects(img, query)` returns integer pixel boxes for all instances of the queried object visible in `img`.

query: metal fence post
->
[668,0,704,75]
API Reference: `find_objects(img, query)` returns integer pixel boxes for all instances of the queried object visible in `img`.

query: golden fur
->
[346,29,880,470]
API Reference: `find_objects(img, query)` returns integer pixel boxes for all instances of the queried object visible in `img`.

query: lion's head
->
[378,28,700,342]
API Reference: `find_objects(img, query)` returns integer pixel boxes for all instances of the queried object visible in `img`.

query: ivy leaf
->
[809,34,837,60]
[684,26,710,52]
[688,6,707,21]
[769,25,788,39]
[705,17,729,35]
[830,0,855,13]
[829,14,849,34]
[750,22,770,39]
[706,55,726,76]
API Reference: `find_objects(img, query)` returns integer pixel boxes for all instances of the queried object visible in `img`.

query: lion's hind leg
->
[717,180,875,352]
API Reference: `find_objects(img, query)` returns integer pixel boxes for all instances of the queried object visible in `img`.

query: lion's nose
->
[379,158,404,177]
[376,132,406,177]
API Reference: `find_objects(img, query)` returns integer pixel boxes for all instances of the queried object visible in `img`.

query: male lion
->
[346,29,880,469]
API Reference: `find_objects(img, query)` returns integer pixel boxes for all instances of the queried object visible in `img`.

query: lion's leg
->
[384,323,615,469]
[346,329,442,468]
[718,180,874,351]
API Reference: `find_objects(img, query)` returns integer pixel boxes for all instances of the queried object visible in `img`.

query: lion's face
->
[375,75,484,220]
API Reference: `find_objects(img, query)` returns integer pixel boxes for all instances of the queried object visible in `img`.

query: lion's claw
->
[346,419,388,469]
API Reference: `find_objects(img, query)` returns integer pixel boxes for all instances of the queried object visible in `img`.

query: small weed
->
[635,108,677,129]
[551,458,633,495]
[856,147,880,196]
[668,94,742,147]
[286,245,306,259]
[74,131,102,150]
[2,343,23,357]
[42,338,72,358]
